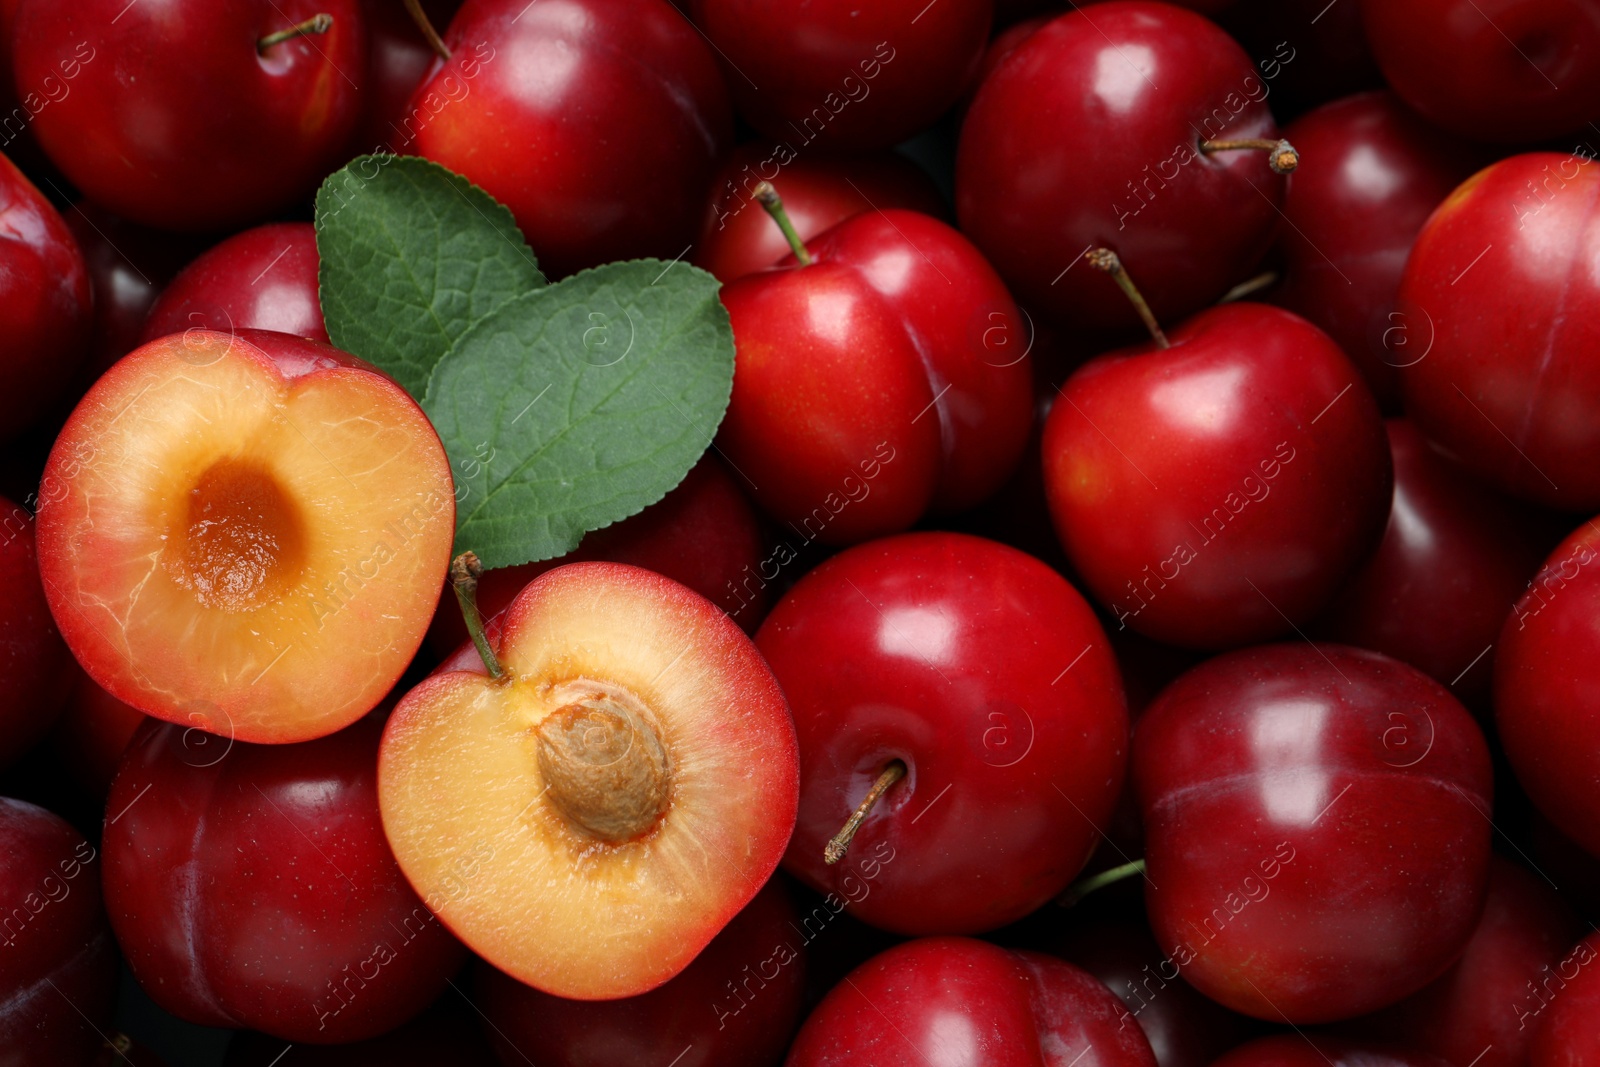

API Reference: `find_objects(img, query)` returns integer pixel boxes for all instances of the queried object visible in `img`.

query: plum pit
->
[535,687,671,843]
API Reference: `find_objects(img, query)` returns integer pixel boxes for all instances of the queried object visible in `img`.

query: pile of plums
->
[2,0,1599,1065]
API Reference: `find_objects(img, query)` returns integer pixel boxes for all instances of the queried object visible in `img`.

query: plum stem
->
[754,181,815,266]
[1058,858,1146,907]
[257,13,333,52]
[403,0,452,61]
[451,552,505,682]
[824,760,906,865]
[1200,137,1299,175]
[1219,270,1279,304]
[1086,249,1170,349]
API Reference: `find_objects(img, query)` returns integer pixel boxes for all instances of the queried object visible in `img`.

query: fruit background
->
[2,0,1600,1065]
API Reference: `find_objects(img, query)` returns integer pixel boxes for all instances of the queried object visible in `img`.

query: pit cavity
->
[169,457,307,611]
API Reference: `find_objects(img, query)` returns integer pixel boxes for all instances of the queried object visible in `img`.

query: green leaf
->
[313,157,735,569]
[315,155,543,398]
[423,259,734,569]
